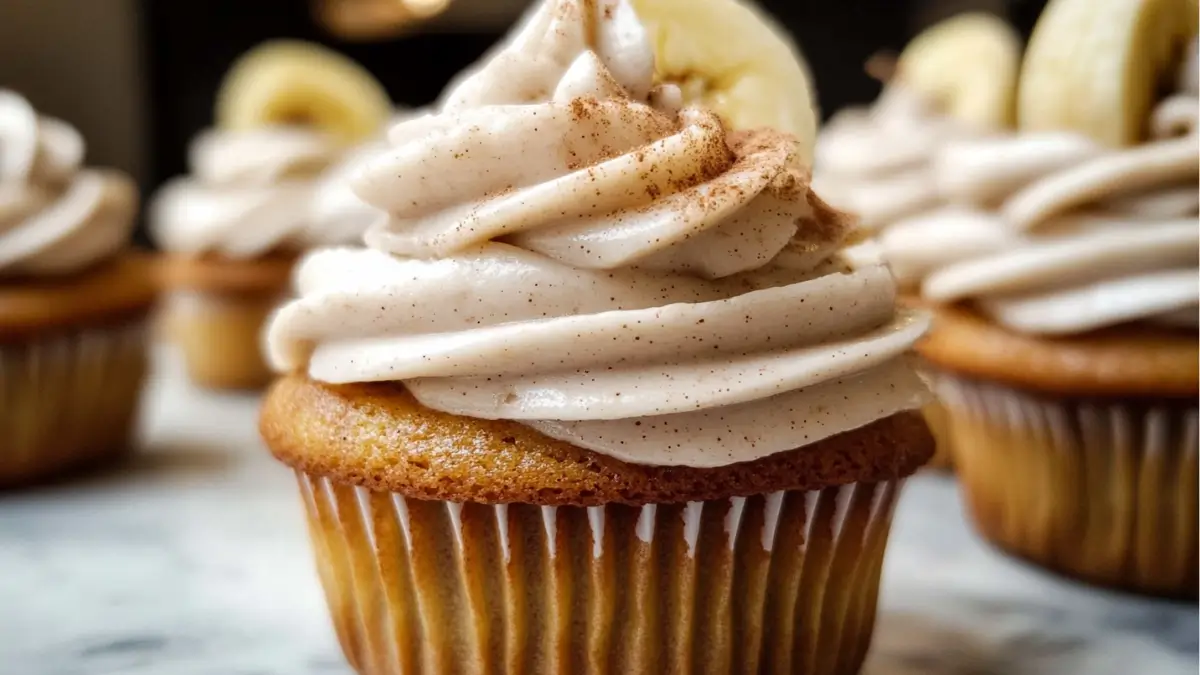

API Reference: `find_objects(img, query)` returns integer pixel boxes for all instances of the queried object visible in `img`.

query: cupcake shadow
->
[862,613,998,675]
[8,440,240,493]
[120,440,240,477]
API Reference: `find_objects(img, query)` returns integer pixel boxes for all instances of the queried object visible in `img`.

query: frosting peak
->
[441,0,654,109]
[268,0,929,467]
[0,90,137,279]
[813,84,976,233]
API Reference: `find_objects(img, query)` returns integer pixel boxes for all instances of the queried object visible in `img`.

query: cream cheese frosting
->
[308,141,389,248]
[813,84,977,234]
[267,0,930,468]
[0,90,137,278]
[881,59,1200,336]
[150,127,359,259]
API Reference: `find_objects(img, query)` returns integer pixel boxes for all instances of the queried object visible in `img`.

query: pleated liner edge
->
[297,473,906,675]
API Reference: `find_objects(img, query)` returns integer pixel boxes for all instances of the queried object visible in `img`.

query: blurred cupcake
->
[0,90,154,487]
[814,13,1022,471]
[815,13,1020,236]
[150,40,391,390]
[882,0,1198,598]
[260,0,934,672]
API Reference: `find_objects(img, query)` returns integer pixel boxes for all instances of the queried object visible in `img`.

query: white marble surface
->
[1,350,1196,675]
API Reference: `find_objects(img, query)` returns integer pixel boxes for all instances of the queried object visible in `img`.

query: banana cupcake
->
[883,0,1198,598]
[261,0,934,672]
[814,13,1021,471]
[0,90,154,487]
[151,40,391,390]
[815,13,1020,236]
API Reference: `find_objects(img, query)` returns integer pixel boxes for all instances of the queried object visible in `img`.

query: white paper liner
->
[932,372,1198,598]
[0,320,148,486]
[296,473,905,674]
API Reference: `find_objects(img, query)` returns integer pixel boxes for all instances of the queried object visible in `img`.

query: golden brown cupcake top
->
[918,302,1198,397]
[0,252,157,342]
[262,374,934,505]
[158,252,297,297]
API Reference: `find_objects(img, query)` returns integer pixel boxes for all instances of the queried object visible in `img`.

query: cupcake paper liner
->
[296,471,905,674]
[915,366,954,471]
[0,320,148,487]
[932,372,1198,598]
[164,290,277,390]
[920,401,955,471]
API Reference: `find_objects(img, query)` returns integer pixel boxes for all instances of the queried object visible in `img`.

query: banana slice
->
[629,0,818,165]
[896,12,1021,130]
[1018,0,1199,146]
[216,40,392,144]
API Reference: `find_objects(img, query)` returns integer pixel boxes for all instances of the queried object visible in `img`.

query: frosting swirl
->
[308,141,391,248]
[267,0,930,468]
[882,72,1199,335]
[0,90,137,278]
[150,127,358,259]
[813,85,976,234]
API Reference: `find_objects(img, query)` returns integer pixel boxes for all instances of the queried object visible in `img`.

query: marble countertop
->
[1,350,1196,675]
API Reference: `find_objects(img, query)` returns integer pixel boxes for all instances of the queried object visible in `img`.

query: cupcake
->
[151,40,391,390]
[0,90,154,487]
[814,13,1020,235]
[260,0,934,671]
[882,0,1198,598]
[814,13,1022,470]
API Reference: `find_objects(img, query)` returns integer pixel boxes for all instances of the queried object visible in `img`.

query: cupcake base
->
[932,372,1198,599]
[901,297,955,472]
[0,320,148,487]
[297,472,903,675]
[165,290,278,390]
[159,253,294,390]
[262,375,934,673]
[920,401,955,471]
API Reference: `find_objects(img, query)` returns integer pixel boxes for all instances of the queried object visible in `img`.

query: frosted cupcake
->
[0,90,153,487]
[815,13,1021,470]
[883,1,1198,597]
[151,41,391,390]
[815,13,1020,235]
[260,0,934,672]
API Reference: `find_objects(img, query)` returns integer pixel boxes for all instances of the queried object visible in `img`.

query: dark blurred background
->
[0,0,1050,245]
